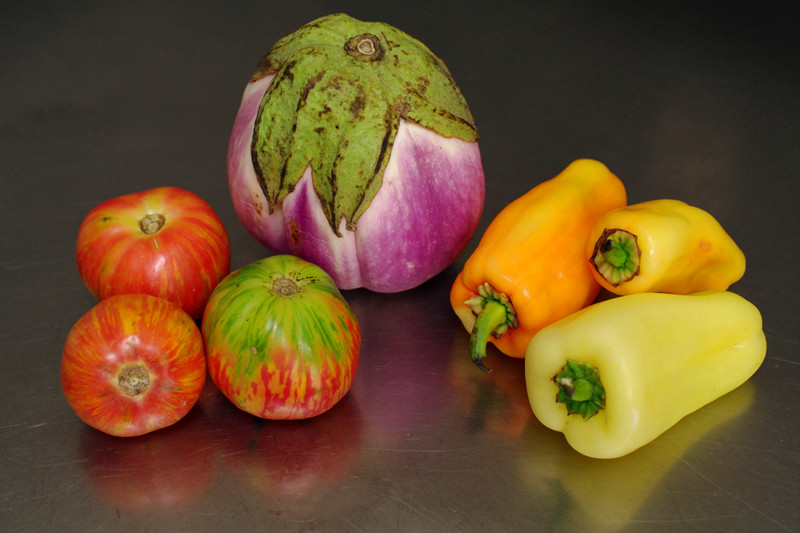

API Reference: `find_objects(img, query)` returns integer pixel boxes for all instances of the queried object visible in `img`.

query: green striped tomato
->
[201,255,360,420]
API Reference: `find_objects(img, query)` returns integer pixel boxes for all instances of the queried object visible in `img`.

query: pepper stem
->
[553,360,605,420]
[464,283,519,373]
[469,301,507,373]
[590,228,641,286]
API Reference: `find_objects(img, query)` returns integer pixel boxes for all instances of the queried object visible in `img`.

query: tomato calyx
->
[139,213,165,235]
[118,364,150,396]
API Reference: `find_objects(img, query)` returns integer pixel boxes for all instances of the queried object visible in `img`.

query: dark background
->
[2,2,798,531]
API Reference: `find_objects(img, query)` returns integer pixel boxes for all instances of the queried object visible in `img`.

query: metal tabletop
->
[2,2,798,532]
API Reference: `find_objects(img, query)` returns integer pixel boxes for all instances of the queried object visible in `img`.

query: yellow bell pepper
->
[586,199,745,294]
[525,290,766,459]
[450,159,627,371]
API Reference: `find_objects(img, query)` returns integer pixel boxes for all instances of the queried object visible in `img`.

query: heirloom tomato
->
[61,294,207,437]
[202,254,360,420]
[76,186,231,319]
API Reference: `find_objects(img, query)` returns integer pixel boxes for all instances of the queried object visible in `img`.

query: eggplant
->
[227,13,485,292]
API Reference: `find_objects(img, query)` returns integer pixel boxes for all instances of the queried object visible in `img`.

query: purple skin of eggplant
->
[227,75,485,293]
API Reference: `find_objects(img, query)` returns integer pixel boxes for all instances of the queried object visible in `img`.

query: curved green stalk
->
[469,301,508,372]
[465,282,518,372]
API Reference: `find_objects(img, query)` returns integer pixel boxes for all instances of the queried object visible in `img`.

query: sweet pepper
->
[450,159,627,371]
[525,290,766,459]
[587,199,745,294]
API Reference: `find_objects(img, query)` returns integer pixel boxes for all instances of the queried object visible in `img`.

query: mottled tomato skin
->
[76,186,231,319]
[202,254,360,420]
[61,294,207,437]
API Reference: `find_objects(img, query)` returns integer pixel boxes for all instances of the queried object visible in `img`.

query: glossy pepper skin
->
[587,199,745,295]
[450,159,627,371]
[525,291,766,459]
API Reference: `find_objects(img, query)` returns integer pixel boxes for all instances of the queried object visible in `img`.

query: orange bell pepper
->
[450,159,627,371]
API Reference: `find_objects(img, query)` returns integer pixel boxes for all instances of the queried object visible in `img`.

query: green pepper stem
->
[553,360,606,420]
[602,244,629,269]
[590,228,641,286]
[469,300,507,373]
[464,283,519,373]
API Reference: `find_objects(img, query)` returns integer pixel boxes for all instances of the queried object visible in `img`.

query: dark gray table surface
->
[2,2,798,532]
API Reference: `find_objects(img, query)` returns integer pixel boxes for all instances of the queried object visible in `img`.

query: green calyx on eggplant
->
[250,13,478,234]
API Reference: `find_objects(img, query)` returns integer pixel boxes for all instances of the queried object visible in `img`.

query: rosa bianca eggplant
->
[227,13,485,292]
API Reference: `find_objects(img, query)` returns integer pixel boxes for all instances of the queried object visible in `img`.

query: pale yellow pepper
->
[525,291,766,459]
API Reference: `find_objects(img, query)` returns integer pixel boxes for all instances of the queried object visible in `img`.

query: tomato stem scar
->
[139,213,165,235]
[272,276,299,297]
[118,364,150,396]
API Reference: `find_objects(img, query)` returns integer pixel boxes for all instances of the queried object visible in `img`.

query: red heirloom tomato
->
[61,294,207,437]
[76,186,231,319]
[202,254,360,420]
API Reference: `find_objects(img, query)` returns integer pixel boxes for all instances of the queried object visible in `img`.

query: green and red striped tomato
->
[61,294,207,437]
[76,186,230,319]
[201,255,360,420]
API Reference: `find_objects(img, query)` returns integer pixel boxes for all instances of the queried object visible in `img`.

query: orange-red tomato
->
[61,294,206,437]
[76,186,230,319]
